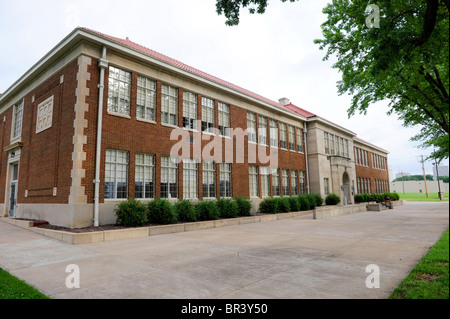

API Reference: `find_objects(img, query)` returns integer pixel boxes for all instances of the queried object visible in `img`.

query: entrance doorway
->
[343,171,350,205]
[9,163,19,217]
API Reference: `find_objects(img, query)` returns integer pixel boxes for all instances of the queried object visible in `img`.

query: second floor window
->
[218,102,230,137]
[161,85,178,126]
[183,91,197,130]
[136,76,156,121]
[202,97,215,133]
[259,116,268,145]
[12,100,24,139]
[270,119,278,148]
[247,112,257,143]
[108,66,131,116]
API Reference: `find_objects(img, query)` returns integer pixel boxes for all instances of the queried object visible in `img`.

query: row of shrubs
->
[258,193,341,214]
[115,197,253,227]
[354,192,400,203]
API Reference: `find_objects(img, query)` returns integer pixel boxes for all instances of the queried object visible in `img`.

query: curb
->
[2,210,313,245]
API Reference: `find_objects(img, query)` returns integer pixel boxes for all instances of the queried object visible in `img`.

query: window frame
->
[183,91,198,131]
[107,66,132,116]
[219,162,232,198]
[136,75,156,122]
[161,84,178,126]
[134,153,155,199]
[104,149,129,200]
[202,160,216,199]
[11,99,24,140]
[201,97,215,134]
[183,158,198,200]
[161,156,178,199]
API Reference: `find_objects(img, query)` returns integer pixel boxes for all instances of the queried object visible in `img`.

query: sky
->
[0,0,447,178]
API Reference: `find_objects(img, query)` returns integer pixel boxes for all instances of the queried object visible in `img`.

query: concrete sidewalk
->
[0,201,448,299]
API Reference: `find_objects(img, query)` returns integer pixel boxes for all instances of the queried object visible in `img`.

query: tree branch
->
[415,0,439,46]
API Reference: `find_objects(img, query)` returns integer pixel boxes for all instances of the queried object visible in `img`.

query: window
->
[161,156,178,199]
[330,134,335,155]
[324,178,330,195]
[288,126,296,151]
[183,91,197,130]
[282,169,290,196]
[202,97,215,133]
[135,153,155,199]
[247,112,257,143]
[105,149,129,199]
[272,168,280,197]
[324,132,329,154]
[249,166,259,197]
[258,116,268,145]
[220,163,232,198]
[270,119,278,148]
[183,159,198,199]
[344,139,349,158]
[12,100,24,139]
[161,85,178,126]
[218,102,230,137]
[202,161,216,198]
[291,170,298,196]
[279,123,287,149]
[297,128,303,153]
[136,76,156,121]
[300,171,306,194]
[260,166,270,197]
[108,66,131,116]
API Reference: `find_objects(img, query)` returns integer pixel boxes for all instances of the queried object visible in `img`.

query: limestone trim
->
[69,55,91,204]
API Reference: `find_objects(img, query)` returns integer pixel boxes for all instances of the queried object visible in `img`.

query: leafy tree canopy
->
[314,0,449,161]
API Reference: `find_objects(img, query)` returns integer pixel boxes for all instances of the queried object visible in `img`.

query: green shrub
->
[147,199,178,225]
[310,193,324,207]
[234,196,252,216]
[216,198,238,218]
[287,196,301,212]
[174,200,197,222]
[325,193,341,205]
[277,197,291,213]
[305,194,318,209]
[195,200,220,220]
[354,194,363,203]
[259,197,279,214]
[297,194,311,211]
[114,199,148,227]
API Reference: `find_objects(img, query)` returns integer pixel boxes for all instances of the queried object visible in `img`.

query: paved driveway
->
[0,201,448,299]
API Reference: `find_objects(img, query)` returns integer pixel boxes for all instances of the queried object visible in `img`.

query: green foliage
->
[297,194,311,211]
[315,0,449,161]
[147,199,178,225]
[325,193,341,205]
[234,196,252,216]
[0,268,50,299]
[287,196,301,212]
[216,198,239,218]
[114,199,148,227]
[354,192,400,203]
[393,174,434,182]
[277,197,291,213]
[174,200,197,222]
[216,0,299,26]
[259,197,279,214]
[310,193,324,207]
[195,200,220,221]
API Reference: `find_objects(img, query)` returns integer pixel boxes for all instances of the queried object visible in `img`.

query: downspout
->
[94,47,108,227]
[303,122,310,194]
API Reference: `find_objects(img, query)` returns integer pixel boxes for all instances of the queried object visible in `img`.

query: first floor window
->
[272,168,280,197]
[105,149,129,199]
[261,166,270,197]
[291,170,298,195]
[220,163,232,197]
[249,166,259,197]
[203,161,216,198]
[300,170,306,194]
[324,178,330,196]
[282,169,290,196]
[135,153,155,199]
[183,159,198,199]
[161,156,178,199]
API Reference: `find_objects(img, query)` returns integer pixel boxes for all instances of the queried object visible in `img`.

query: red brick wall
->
[355,150,390,193]
[0,59,79,205]
[82,59,307,203]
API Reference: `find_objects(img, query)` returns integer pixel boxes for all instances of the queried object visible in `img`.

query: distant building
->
[390,180,449,194]
[395,172,410,179]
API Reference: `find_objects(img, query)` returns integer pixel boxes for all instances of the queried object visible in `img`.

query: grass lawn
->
[399,192,449,202]
[0,268,49,299]
[390,229,449,299]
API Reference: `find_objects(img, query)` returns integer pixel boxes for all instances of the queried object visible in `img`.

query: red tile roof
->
[81,27,316,119]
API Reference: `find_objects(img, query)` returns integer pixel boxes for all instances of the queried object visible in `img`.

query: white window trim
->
[10,98,24,142]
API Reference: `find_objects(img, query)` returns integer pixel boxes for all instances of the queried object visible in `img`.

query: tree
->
[216,0,298,26]
[314,0,449,162]
[393,174,434,182]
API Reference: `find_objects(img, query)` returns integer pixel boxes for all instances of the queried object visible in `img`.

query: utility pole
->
[421,155,429,198]
[434,154,442,200]
[401,171,405,194]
